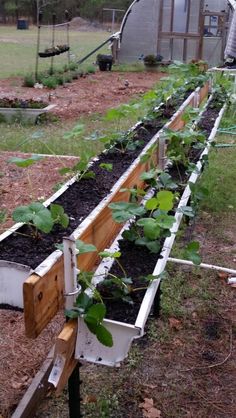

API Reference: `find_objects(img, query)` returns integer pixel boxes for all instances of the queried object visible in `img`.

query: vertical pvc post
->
[158,132,167,170]
[63,237,80,310]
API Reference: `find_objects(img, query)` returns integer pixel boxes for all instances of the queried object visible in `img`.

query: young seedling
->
[109,190,175,254]
[8,155,43,200]
[59,149,96,181]
[183,241,201,265]
[12,202,69,239]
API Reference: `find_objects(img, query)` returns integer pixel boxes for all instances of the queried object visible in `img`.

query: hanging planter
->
[0,82,209,339]
[39,45,70,58]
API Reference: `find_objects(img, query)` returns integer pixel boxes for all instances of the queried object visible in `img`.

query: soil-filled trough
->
[0,83,209,339]
[73,94,227,366]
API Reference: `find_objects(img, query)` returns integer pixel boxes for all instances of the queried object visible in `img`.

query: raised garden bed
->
[72,90,227,366]
[0,81,209,339]
[0,98,55,123]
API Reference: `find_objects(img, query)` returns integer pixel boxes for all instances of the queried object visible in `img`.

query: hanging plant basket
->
[39,45,70,58]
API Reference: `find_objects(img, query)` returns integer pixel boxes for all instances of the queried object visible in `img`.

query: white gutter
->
[135,102,227,330]
[75,96,227,366]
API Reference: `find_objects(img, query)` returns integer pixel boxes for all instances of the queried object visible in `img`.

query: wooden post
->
[197,0,205,60]
[157,0,164,55]
[48,320,78,395]
[170,0,175,61]
[183,0,191,62]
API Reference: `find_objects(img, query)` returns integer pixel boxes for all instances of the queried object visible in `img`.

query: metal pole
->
[35,11,42,81]
[112,10,115,33]
[50,13,56,75]
[77,34,119,65]
[65,10,70,67]
[68,361,82,418]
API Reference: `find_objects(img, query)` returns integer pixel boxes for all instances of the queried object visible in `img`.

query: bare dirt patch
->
[0,71,163,120]
[0,152,79,231]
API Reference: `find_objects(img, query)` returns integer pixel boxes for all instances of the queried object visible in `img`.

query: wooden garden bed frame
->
[0,83,209,340]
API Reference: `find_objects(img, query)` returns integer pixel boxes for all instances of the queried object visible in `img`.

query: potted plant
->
[96,54,113,71]
[143,54,163,71]
[0,97,55,123]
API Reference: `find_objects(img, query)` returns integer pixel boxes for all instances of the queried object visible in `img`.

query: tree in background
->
[0,0,133,23]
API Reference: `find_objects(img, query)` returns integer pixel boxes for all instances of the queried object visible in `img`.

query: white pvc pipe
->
[168,257,236,275]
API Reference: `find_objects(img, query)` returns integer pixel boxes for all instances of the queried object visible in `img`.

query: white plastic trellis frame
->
[73,97,227,367]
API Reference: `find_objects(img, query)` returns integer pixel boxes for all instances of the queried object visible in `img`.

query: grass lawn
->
[0,25,110,78]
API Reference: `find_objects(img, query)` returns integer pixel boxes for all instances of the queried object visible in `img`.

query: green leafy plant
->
[60,240,113,348]
[12,202,69,239]
[109,190,175,254]
[59,149,95,181]
[99,163,113,172]
[183,241,201,265]
[67,295,113,347]
[8,155,44,201]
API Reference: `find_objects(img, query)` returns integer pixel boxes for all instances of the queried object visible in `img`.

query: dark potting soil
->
[0,95,189,269]
[97,93,225,325]
[98,239,161,324]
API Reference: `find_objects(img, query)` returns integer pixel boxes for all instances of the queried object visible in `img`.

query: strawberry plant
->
[12,202,69,239]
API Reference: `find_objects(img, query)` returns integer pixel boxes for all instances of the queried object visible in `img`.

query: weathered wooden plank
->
[11,348,54,418]
[53,320,78,395]
[24,266,64,338]
[199,82,209,104]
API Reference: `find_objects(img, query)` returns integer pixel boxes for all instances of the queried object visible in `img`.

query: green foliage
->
[67,298,113,348]
[13,202,54,234]
[75,239,97,254]
[59,149,95,181]
[109,202,146,223]
[63,124,85,140]
[8,154,43,168]
[12,202,69,238]
[183,241,201,265]
[99,163,113,172]
[41,76,58,89]
[50,203,69,228]
[166,128,206,169]
[23,73,35,88]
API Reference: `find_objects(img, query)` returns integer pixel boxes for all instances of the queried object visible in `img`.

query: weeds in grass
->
[126,345,143,369]
[147,319,171,343]
[84,393,120,418]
